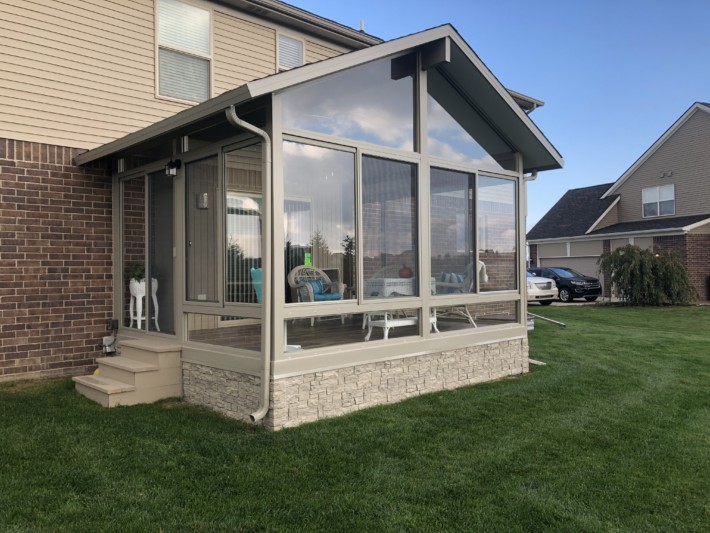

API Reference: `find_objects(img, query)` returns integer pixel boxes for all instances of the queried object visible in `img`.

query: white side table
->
[129,278,159,331]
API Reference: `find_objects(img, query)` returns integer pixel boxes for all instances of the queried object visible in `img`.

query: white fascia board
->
[529,227,687,244]
[602,103,710,199]
[585,196,620,234]
[682,217,710,231]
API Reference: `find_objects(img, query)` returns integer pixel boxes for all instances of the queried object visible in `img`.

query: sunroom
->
[76,25,562,429]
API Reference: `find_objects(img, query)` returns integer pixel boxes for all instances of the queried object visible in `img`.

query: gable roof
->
[527,183,616,241]
[75,24,563,172]
[602,102,710,198]
[586,213,710,237]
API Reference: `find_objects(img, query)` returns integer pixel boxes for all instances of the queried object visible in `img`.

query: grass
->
[1,305,709,532]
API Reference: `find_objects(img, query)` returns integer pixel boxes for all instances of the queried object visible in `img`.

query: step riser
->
[119,347,181,368]
[76,383,182,407]
[99,364,182,389]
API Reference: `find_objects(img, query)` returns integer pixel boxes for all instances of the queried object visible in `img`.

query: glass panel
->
[186,156,219,302]
[283,142,356,303]
[149,172,175,333]
[659,200,674,216]
[225,144,263,304]
[432,301,518,332]
[159,0,211,55]
[159,48,210,102]
[478,176,517,291]
[643,202,658,217]
[430,167,477,295]
[362,156,418,299]
[187,313,261,352]
[427,68,516,171]
[122,176,147,330]
[659,184,674,201]
[281,55,415,150]
[285,308,422,350]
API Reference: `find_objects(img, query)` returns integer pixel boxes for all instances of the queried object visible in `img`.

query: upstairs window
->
[158,0,211,103]
[278,34,304,71]
[642,184,674,217]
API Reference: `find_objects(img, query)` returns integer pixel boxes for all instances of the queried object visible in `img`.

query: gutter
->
[225,105,272,423]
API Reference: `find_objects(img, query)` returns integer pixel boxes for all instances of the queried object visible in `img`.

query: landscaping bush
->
[599,244,696,305]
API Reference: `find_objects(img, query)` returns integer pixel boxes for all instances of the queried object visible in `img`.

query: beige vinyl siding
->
[592,205,618,231]
[570,240,603,256]
[634,237,654,249]
[690,224,710,235]
[615,109,710,223]
[537,242,567,257]
[611,238,631,250]
[306,40,348,63]
[213,10,277,96]
[0,0,192,149]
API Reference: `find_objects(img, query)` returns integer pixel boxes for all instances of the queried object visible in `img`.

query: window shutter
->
[159,0,211,55]
[159,48,210,103]
[279,35,304,70]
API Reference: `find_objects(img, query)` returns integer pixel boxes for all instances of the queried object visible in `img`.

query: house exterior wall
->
[614,109,710,223]
[654,234,710,301]
[570,240,603,257]
[592,206,618,231]
[183,337,528,430]
[0,0,352,150]
[0,138,112,381]
[537,242,567,258]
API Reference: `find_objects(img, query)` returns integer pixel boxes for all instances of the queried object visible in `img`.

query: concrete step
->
[72,375,136,407]
[119,338,182,368]
[99,357,182,389]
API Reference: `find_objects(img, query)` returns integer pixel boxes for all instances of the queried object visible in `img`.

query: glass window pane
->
[159,48,210,102]
[478,176,516,291]
[281,55,415,150]
[432,301,518,332]
[659,200,674,216]
[362,156,418,299]
[430,167,477,295]
[159,0,211,56]
[278,34,303,70]
[283,142,356,303]
[642,187,658,204]
[186,156,219,302]
[225,144,263,304]
[123,176,146,329]
[149,171,175,333]
[428,68,516,171]
[187,313,261,353]
[643,202,658,217]
[659,184,674,201]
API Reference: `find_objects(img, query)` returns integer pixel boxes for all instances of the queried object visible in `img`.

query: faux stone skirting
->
[182,338,529,431]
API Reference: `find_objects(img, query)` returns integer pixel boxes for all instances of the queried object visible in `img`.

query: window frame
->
[155,0,213,104]
[642,184,675,218]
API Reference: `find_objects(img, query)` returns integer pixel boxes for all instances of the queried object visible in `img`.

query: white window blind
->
[158,0,211,102]
[279,34,304,70]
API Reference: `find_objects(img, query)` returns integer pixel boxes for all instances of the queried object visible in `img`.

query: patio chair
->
[434,261,489,328]
[287,265,346,326]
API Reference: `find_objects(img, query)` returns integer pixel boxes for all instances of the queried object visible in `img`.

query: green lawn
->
[1,306,709,532]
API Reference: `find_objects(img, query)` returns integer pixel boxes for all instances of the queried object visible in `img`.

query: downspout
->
[523,170,538,268]
[225,105,272,423]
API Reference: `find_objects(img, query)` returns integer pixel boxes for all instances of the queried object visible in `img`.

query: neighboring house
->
[1,0,563,429]
[528,102,710,300]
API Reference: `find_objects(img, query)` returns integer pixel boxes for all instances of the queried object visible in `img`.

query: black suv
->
[527,267,602,302]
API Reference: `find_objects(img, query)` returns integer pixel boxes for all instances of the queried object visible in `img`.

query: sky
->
[287,0,710,231]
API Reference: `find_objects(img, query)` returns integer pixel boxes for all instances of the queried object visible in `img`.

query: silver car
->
[526,270,558,306]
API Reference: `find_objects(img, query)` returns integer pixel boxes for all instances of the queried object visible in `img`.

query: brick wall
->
[0,138,112,381]
[653,234,710,301]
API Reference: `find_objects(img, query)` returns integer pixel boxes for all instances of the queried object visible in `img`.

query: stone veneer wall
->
[182,338,528,430]
[0,138,112,381]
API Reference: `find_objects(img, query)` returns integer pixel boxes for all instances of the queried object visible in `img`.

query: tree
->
[598,245,695,305]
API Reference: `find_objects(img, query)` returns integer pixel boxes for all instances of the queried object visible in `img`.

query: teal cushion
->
[314,292,341,301]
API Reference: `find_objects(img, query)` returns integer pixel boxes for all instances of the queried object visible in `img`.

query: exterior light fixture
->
[165,159,181,176]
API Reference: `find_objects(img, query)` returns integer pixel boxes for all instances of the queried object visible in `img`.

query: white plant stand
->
[129,278,159,331]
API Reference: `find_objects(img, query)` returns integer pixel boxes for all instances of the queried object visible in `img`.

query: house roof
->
[586,213,710,237]
[602,102,710,198]
[527,183,617,241]
[75,24,563,173]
